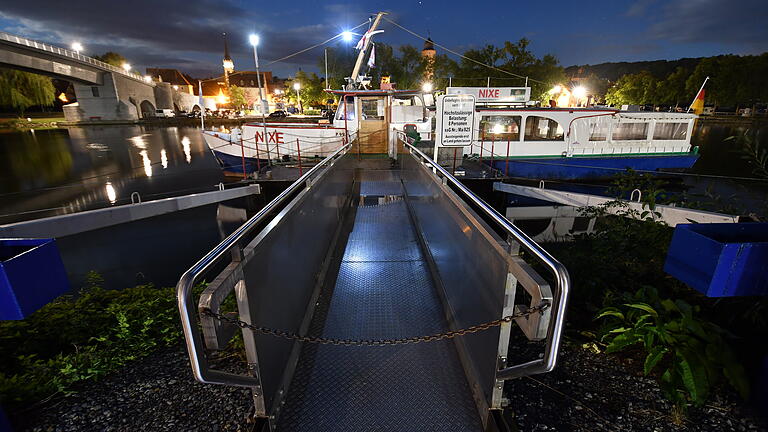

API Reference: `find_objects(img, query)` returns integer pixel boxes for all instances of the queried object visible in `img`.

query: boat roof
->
[326,89,421,96]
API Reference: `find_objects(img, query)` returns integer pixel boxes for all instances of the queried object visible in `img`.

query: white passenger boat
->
[201,89,432,175]
[202,11,699,180]
[439,87,699,179]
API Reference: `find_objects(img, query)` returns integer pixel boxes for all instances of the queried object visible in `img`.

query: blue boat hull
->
[487,154,699,180]
[213,150,266,175]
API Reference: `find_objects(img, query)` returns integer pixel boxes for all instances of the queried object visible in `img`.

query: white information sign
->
[447,87,530,104]
[435,94,475,147]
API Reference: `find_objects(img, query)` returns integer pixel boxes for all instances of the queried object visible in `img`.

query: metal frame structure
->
[176,143,352,390]
[177,136,570,429]
[400,134,570,380]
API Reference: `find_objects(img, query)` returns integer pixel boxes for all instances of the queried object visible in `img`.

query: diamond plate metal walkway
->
[276,169,483,431]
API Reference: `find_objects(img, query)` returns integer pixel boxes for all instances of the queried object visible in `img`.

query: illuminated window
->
[524,116,564,141]
[653,123,688,140]
[612,123,648,140]
[480,115,521,141]
[361,98,385,120]
[336,97,356,121]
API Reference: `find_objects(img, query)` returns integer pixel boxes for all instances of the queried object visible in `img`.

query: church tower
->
[222,32,234,87]
[421,38,436,81]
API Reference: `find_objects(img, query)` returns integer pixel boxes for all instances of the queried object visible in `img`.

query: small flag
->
[690,88,705,115]
[355,29,384,50]
[367,44,376,68]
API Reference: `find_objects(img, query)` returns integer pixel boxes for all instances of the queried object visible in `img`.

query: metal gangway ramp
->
[178,136,570,431]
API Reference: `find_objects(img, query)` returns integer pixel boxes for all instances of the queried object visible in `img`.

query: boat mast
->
[347,12,386,89]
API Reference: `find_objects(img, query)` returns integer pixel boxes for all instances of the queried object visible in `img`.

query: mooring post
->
[240,136,247,180]
[296,138,303,176]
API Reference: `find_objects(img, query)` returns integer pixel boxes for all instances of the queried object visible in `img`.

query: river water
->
[1,122,767,225]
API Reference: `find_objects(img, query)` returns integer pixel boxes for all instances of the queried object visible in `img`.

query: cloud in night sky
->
[0,0,765,78]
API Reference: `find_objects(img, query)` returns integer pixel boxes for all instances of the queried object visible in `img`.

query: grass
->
[0,273,199,407]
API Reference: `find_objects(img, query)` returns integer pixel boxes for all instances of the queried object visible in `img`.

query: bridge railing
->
[0,30,153,84]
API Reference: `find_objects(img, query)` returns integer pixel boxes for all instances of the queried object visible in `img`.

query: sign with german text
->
[436,94,475,147]
[447,87,530,103]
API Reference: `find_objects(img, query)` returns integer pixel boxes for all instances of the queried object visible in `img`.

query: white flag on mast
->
[367,44,376,68]
[355,29,384,50]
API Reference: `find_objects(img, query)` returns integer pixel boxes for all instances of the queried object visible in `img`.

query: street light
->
[422,82,433,93]
[293,82,302,114]
[249,33,266,114]
[143,75,152,83]
[122,63,132,72]
[572,86,587,98]
[71,42,83,54]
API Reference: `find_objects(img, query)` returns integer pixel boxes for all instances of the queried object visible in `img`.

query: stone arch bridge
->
[0,31,200,121]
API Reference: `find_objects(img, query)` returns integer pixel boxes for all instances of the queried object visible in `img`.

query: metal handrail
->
[401,134,570,379]
[176,142,352,387]
[0,30,154,84]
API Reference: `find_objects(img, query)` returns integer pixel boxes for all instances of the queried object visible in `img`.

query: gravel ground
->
[9,343,767,431]
[506,343,767,432]
[10,346,255,432]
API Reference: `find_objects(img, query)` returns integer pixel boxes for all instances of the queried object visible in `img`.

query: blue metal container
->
[0,405,11,432]
[664,223,768,297]
[0,238,70,320]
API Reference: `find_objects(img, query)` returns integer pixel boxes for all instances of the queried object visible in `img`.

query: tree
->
[284,70,327,109]
[0,68,56,117]
[605,71,657,106]
[655,67,689,107]
[94,52,127,67]
[228,85,247,109]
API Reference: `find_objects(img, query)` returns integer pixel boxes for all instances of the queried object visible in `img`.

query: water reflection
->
[105,182,117,204]
[0,126,223,223]
[181,136,192,163]
[139,150,152,177]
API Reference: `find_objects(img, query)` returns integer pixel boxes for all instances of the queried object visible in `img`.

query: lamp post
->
[249,34,266,115]
[324,47,329,90]
[249,33,270,169]
[71,42,83,55]
[293,82,302,114]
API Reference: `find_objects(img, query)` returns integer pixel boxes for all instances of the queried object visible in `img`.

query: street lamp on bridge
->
[122,63,132,72]
[71,42,83,55]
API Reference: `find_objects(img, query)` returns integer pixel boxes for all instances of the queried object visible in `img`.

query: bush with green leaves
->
[0,273,189,406]
[596,286,749,408]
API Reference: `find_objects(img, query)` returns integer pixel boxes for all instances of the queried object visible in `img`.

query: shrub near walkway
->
[544,204,767,420]
[0,273,184,407]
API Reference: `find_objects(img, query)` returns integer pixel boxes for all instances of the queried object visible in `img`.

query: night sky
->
[0,0,766,78]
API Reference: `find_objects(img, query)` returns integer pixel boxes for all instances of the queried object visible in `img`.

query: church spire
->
[222,32,234,87]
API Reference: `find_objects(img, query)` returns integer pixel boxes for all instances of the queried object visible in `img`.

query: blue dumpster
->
[0,238,70,320]
[664,223,768,297]
[0,405,11,432]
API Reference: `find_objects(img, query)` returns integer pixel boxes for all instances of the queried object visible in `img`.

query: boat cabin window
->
[392,95,424,106]
[653,122,688,140]
[336,97,356,121]
[524,116,564,141]
[361,98,385,120]
[612,122,648,141]
[480,115,521,141]
[588,118,610,141]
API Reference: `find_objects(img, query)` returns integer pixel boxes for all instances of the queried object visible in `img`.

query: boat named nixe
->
[202,15,698,180]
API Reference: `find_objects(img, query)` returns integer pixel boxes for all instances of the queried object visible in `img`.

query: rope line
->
[382,17,545,85]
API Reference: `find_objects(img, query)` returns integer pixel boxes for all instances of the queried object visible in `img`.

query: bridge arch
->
[139,100,155,118]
